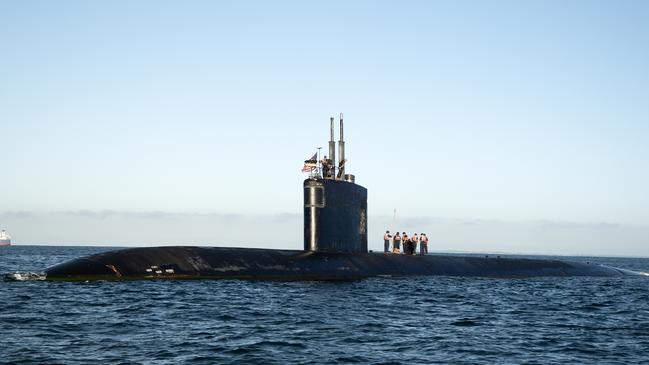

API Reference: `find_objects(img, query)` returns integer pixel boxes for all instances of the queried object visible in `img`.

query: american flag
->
[302,153,317,172]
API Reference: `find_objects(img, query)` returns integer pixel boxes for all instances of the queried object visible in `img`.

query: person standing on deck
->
[321,156,332,178]
[383,231,392,254]
[392,232,401,253]
[420,233,428,255]
[402,232,409,255]
[411,233,419,256]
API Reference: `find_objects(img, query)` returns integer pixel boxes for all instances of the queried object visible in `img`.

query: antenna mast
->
[328,116,336,179]
[337,113,345,179]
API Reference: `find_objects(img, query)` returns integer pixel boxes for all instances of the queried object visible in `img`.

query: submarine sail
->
[304,113,367,253]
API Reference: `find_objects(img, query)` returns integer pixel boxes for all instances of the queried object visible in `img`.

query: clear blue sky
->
[1,1,648,253]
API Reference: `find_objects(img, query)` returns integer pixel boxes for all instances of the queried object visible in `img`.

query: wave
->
[3,272,47,281]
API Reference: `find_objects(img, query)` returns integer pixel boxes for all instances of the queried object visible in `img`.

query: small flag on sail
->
[302,153,317,172]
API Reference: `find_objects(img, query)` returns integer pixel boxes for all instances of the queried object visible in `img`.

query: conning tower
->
[304,113,368,253]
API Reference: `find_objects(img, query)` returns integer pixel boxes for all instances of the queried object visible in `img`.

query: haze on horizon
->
[1,1,648,256]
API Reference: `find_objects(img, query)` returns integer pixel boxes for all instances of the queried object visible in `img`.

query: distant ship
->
[0,230,11,246]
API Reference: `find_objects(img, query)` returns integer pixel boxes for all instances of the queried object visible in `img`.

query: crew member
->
[383,230,392,254]
[420,233,428,255]
[411,233,419,256]
[402,232,409,255]
[321,156,332,178]
[392,232,401,253]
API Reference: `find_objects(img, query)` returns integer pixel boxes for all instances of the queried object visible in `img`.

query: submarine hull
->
[44,246,637,281]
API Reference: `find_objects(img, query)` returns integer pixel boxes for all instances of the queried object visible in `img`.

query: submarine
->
[45,114,641,281]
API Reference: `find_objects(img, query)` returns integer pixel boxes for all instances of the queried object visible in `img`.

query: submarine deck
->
[44,246,637,281]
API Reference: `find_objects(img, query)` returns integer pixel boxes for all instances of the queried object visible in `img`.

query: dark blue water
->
[2,246,649,364]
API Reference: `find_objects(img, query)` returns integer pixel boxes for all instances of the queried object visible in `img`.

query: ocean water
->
[1,246,648,364]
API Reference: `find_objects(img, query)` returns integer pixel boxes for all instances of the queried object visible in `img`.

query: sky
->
[1,1,648,256]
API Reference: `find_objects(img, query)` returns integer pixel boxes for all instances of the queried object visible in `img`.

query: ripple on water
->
[1,247,649,364]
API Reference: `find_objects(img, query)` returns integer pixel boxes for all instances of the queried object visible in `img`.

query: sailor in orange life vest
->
[383,230,392,254]
[411,233,419,255]
[420,233,429,255]
[392,232,401,253]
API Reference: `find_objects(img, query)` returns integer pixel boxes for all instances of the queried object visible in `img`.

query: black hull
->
[44,246,638,281]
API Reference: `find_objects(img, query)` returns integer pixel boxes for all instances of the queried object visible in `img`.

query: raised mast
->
[328,116,336,179]
[337,113,345,179]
